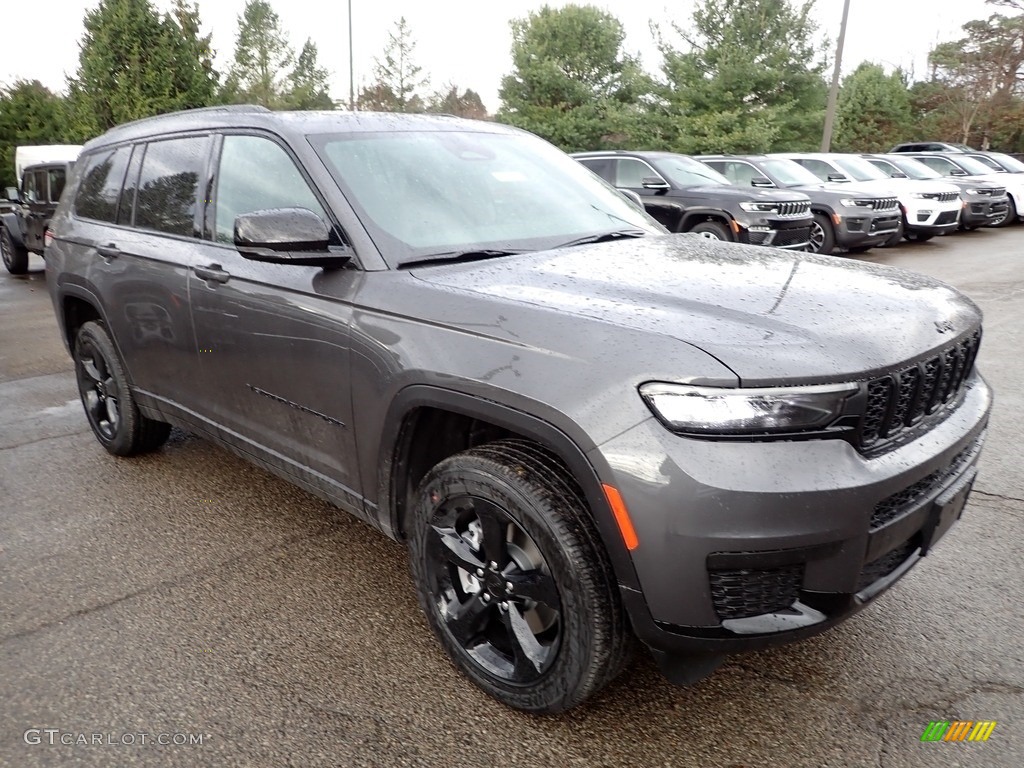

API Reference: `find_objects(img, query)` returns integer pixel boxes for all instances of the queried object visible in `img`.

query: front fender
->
[1,212,26,248]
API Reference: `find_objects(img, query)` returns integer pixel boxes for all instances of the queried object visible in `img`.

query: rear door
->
[23,169,51,251]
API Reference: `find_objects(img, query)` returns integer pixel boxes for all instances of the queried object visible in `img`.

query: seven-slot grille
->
[869,197,899,211]
[921,191,960,202]
[859,330,981,450]
[977,187,1006,197]
[773,201,812,217]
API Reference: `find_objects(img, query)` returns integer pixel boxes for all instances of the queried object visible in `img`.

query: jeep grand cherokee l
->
[572,150,813,249]
[900,152,1024,226]
[46,107,991,713]
[696,155,900,254]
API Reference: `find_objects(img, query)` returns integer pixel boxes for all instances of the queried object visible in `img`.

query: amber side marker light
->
[602,484,639,550]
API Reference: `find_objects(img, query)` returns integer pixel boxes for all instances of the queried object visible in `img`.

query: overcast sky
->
[1,0,1004,112]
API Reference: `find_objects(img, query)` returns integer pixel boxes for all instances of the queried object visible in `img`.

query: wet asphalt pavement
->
[1,231,1022,768]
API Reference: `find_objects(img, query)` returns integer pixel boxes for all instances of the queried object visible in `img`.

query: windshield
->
[953,155,1000,175]
[987,152,1024,173]
[310,130,663,266]
[760,159,822,186]
[885,156,943,180]
[832,156,890,182]
[656,156,731,187]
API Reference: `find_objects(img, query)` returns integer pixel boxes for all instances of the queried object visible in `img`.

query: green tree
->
[427,84,489,119]
[66,0,220,139]
[657,0,828,153]
[224,0,295,108]
[358,17,429,112]
[286,39,335,109]
[496,4,655,151]
[833,63,913,151]
[0,81,71,189]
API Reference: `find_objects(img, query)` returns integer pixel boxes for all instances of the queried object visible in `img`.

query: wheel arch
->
[378,385,642,591]
[1,212,27,248]
[678,209,734,234]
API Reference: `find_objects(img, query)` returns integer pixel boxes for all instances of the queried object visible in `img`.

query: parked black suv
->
[697,155,900,254]
[572,150,813,249]
[1,160,74,274]
[46,107,991,713]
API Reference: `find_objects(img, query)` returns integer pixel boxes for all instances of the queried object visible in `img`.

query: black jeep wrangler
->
[1,160,74,274]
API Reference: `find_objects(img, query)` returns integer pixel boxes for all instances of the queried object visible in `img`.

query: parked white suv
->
[773,153,962,242]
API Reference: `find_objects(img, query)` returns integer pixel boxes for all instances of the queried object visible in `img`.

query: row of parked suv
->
[25,107,991,713]
[570,148,1020,258]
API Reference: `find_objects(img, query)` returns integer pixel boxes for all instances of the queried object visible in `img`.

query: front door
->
[188,133,364,514]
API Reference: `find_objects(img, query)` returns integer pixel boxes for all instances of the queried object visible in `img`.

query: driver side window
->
[214,135,330,244]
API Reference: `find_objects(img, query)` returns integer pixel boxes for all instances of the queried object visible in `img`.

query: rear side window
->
[134,136,210,238]
[74,147,132,222]
[48,168,66,202]
[577,158,613,182]
[213,134,327,244]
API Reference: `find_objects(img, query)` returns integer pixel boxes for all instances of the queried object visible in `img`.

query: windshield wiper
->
[398,249,525,268]
[553,229,649,249]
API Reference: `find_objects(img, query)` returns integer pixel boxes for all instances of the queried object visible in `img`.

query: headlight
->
[907,192,928,199]
[838,198,870,208]
[739,201,778,213]
[639,382,858,434]
[964,188,983,195]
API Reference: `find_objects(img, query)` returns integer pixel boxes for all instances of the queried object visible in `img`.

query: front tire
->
[408,439,632,713]
[1,226,29,275]
[994,196,1017,228]
[74,321,171,456]
[807,213,836,254]
[688,220,731,241]
[904,231,935,242]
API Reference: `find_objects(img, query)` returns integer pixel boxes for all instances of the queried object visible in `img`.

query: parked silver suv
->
[45,107,991,713]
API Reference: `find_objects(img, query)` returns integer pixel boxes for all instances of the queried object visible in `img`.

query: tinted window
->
[74,147,132,222]
[214,135,327,244]
[794,159,835,181]
[576,158,613,182]
[134,136,209,237]
[616,158,662,188]
[914,156,957,174]
[47,168,66,202]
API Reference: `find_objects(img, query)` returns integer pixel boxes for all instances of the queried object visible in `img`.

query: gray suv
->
[45,107,991,713]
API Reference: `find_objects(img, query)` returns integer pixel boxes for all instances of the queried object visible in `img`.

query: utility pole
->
[348,0,355,111]
[821,0,851,151]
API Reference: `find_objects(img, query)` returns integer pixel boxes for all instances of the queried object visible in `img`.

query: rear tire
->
[688,220,732,241]
[1,226,29,275]
[74,321,171,456]
[408,439,632,713]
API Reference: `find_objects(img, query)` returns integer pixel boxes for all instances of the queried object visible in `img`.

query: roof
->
[83,106,516,153]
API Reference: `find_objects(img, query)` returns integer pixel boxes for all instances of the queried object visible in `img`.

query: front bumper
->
[834,211,902,248]
[737,216,812,250]
[593,373,991,664]
[962,196,1009,227]
[902,197,962,235]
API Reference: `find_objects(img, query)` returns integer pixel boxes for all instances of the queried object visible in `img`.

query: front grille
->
[870,197,899,211]
[709,564,803,620]
[856,539,917,591]
[935,210,959,225]
[871,438,981,529]
[773,226,811,247]
[922,191,960,203]
[773,200,811,217]
[858,330,981,450]
[977,187,1005,197]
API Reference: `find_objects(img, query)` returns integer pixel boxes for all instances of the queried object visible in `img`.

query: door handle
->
[194,263,230,284]
[96,243,121,260]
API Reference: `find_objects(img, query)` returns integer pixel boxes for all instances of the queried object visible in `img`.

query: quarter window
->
[214,135,328,244]
[134,136,210,237]
[74,147,132,222]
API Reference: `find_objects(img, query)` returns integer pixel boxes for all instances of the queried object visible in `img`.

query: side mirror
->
[641,176,670,190]
[826,173,849,182]
[5,187,19,202]
[234,207,350,268]
[949,168,968,176]
[750,176,775,188]
[890,171,908,179]
[618,188,645,210]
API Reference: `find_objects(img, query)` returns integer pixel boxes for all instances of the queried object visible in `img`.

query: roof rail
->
[106,104,271,132]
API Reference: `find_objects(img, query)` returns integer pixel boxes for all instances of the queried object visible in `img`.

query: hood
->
[847,178,961,196]
[411,235,981,386]
[683,185,809,202]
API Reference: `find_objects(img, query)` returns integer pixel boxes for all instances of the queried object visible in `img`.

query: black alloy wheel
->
[409,440,632,713]
[807,213,835,254]
[74,321,171,455]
